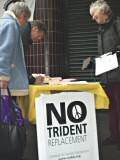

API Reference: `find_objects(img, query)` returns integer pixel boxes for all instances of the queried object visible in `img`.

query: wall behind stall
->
[64,0,97,81]
[25,0,46,74]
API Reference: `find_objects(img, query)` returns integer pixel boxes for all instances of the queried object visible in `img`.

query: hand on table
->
[34,75,45,85]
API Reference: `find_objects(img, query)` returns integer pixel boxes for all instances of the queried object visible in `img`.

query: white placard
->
[95,52,119,76]
[25,0,36,20]
[35,92,99,160]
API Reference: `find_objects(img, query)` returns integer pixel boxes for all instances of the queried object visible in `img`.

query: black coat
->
[97,16,120,84]
[21,22,33,54]
[21,22,35,84]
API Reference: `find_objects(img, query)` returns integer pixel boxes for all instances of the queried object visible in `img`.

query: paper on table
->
[60,81,88,85]
[32,73,45,77]
[95,52,119,76]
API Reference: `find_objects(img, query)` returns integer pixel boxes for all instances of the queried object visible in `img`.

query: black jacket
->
[21,23,35,84]
[21,22,33,54]
[97,16,120,84]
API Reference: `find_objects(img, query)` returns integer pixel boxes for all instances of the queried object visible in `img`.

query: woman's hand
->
[0,80,8,89]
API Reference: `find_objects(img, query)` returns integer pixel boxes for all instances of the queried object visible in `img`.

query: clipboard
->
[95,52,119,76]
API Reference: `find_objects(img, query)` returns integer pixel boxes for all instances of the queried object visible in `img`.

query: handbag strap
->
[7,88,19,123]
[7,87,12,98]
[7,87,17,101]
[7,88,25,125]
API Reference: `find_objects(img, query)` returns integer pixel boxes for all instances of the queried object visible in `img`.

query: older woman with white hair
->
[0,2,31,96]
[90,0,120,146]
[0,3,31,160]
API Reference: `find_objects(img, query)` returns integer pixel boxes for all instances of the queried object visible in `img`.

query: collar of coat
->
[4,10,19,23]
[98,15,114,33]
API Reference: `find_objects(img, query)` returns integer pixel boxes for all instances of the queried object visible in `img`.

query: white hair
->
[9,2,31,20]
[90,0,112,16]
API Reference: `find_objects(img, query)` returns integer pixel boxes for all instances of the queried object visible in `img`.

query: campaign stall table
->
[18,82,109,124]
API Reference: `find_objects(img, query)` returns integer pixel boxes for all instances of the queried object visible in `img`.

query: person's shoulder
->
[0,17,20,36]
[0,15,16,26]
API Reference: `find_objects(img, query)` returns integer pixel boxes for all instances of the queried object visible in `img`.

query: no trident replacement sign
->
[35,92,99,160]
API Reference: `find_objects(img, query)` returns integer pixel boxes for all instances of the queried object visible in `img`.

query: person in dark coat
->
[21,20,46,84]
[90,0,120,145]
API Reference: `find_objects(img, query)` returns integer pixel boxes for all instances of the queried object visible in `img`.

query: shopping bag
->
[0,88,26,159]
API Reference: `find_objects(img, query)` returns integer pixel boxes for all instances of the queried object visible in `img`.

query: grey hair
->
[9,2,31,20]
[90,0,112,16]
[31,20,47,33]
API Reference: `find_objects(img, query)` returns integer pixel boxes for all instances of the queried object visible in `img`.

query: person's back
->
[90,0,120,146]
[0,2,31,96]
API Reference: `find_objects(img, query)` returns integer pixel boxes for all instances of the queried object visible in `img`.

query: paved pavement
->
[96,110,120,160]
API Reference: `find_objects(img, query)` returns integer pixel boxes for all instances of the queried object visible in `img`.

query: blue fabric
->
[0,14,28,93]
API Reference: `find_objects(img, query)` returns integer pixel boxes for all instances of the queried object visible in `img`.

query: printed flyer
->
[35,92,99,160]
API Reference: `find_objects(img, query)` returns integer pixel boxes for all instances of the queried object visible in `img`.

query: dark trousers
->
[104,83,120,139]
